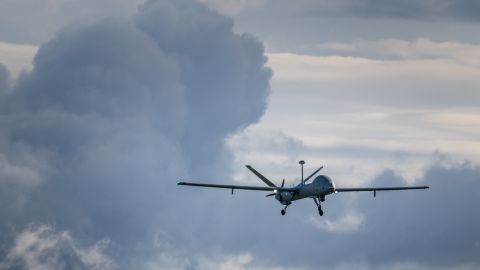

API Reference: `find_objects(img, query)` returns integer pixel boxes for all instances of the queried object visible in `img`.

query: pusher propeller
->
[266,179,285,197]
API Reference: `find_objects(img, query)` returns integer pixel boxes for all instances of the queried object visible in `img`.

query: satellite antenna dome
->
[299,160,305,184]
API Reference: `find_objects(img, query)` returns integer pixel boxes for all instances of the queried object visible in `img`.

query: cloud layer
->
[0,0,144,44]
[297,0,480,21]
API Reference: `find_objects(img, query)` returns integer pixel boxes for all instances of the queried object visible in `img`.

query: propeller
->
[266,179,285,197]
[303,166,324,184]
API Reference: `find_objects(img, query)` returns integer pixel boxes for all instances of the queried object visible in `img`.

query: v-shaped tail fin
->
[245,165,277,187]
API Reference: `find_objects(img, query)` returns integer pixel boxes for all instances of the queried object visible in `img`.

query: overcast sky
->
[0,1,479,270]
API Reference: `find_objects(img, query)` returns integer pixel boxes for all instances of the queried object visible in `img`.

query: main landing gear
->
[313,197,323,216]
[281,203,291,215]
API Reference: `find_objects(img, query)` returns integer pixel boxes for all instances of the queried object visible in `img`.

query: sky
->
[0,0,479,269]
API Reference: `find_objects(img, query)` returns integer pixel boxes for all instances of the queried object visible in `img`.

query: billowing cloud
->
[1,224,116,270]
[0,0,271,267]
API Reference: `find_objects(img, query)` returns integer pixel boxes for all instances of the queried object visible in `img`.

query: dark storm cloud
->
[301,0,480,21]
[0,0,270,268]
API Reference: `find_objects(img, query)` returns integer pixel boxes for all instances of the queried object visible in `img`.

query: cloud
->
[1,1,479,270]
[226,123,480,269]
[0,63,10,93]
[348,163,480,267]
[143,249,301,270]
[0,0,144,44]
[306,211,364,233]
[268,45,480,109]
[0,42,37,78]
[1,224,116,270]
[200,0,267,15]
[297,0,480,21]
[261,161,480,269]
[227,128,305,184]
[263,39,480,180]
[0,0,271,267]
[315,38,480,64]
[134,0,271,174]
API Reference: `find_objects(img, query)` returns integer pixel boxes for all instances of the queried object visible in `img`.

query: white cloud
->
[306,211,365,233]
[0,142,52,212]
[145,251,303,270]
[227,128,305,184]
[146,232,304,270]
[200,0,266,15]
[268,51,480,82]
[1,224,116,270]
[316,38,480,65]
[0,41,37,78]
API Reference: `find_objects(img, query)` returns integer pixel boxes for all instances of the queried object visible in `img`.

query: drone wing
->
[178,165,297,193]
[178,181,296,192]
[336,185,429,197]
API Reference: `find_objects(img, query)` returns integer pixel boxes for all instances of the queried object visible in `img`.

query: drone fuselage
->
[275,175,335,205]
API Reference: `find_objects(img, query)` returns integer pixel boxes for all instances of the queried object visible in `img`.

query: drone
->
[178,161,429,216]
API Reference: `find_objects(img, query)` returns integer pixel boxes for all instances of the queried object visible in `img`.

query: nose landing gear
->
[280,203,290,215]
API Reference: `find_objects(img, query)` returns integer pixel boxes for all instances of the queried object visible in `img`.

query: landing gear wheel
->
[281,209,286,215]
[318,205,323,216]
